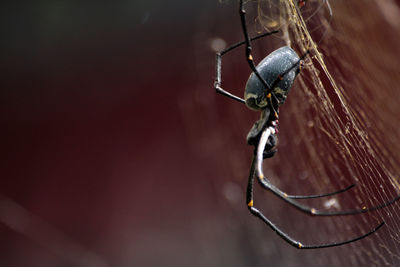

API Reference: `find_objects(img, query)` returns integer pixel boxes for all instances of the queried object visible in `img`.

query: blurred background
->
[1,0,400,266]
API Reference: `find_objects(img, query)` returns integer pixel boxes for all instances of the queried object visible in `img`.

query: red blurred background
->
[1,1,400,266]
[0,1,246,266]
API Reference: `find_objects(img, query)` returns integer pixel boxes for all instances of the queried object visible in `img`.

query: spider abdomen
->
[244,46,300,110]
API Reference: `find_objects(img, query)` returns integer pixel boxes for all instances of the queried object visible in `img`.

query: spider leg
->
[286,184,355,199]
[214,31,279,104]
[239,0,273,95]
[255,126,400,216]
[246,156,385,249]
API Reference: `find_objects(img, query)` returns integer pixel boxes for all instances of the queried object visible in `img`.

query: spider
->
[213,0,400,249]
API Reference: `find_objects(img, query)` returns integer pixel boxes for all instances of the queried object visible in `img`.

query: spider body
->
[244,46,300,111]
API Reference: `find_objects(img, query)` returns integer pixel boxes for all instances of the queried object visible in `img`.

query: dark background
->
[1,1,400,266]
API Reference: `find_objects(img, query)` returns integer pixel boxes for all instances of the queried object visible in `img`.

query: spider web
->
[248,0,400,265]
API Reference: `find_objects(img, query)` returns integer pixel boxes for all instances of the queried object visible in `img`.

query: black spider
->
[213,0,400,249]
